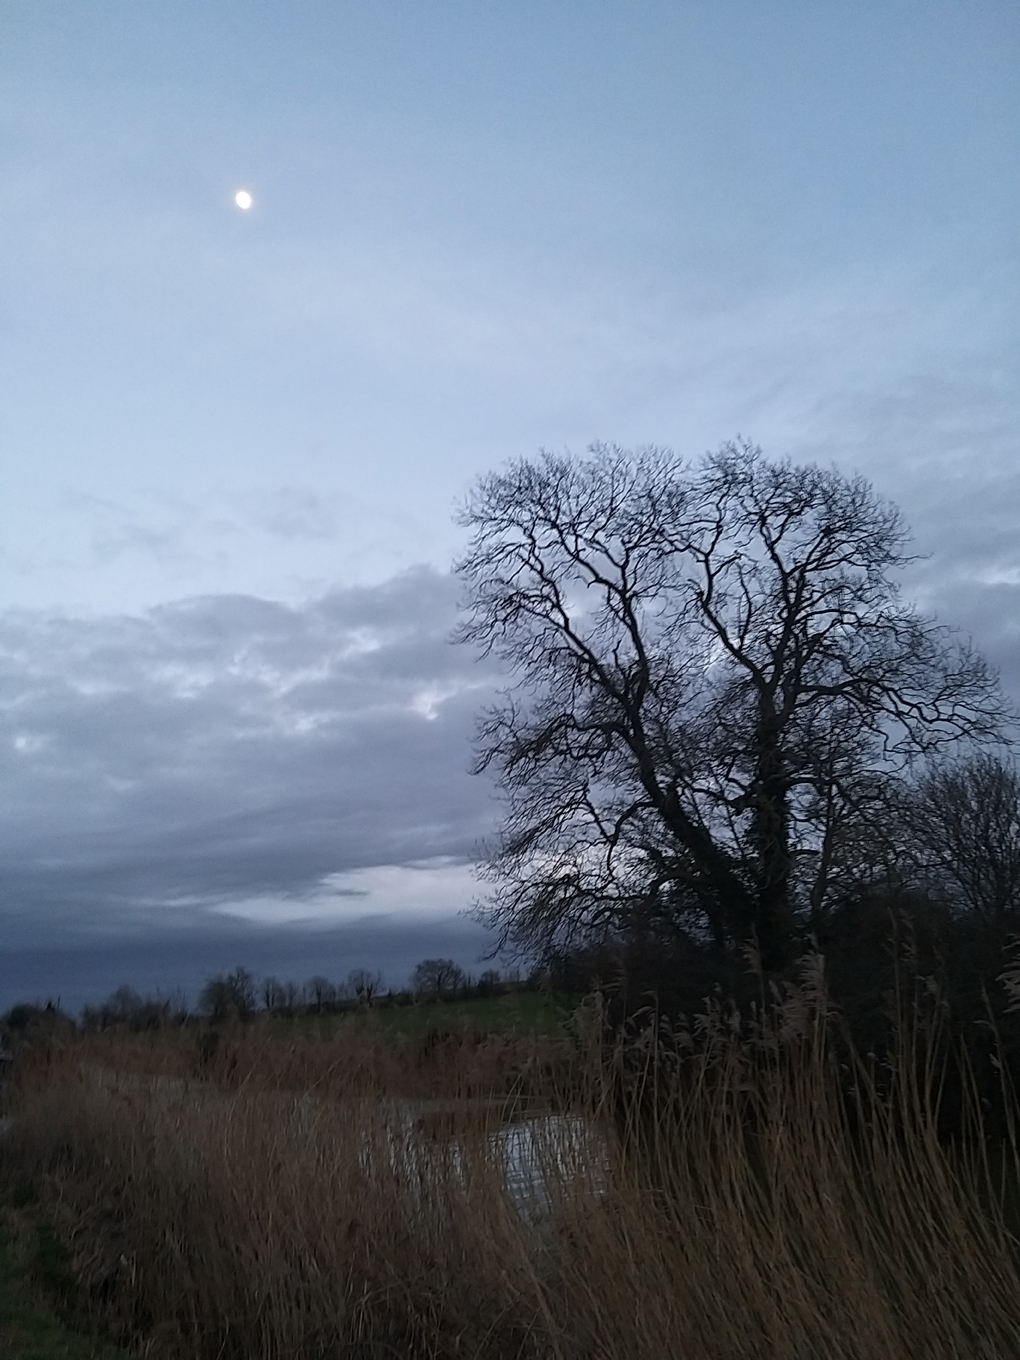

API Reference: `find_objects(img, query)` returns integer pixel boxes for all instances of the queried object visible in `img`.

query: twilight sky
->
[1,0,1018,1009]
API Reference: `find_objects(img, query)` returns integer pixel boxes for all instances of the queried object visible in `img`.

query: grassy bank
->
[0,1206,130,1359]
[3,985,1020,1358]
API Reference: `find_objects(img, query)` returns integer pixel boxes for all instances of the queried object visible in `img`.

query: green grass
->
[271,990,573,1041]
[0,1211,130,1360]
[367,990,573,1037]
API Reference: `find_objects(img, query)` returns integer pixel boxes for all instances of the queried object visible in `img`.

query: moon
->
[235,190,253,210]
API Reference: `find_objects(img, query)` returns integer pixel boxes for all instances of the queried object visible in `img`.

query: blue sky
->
[1,1,1018,1007]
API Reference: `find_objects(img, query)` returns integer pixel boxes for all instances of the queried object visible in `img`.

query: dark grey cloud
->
[1,517,1015,1011]
[0,567,501,950]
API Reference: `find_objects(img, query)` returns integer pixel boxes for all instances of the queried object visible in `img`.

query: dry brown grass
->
[4,976,1020,1359]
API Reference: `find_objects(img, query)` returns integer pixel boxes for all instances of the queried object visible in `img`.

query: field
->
[270,990,575,1042]
[3,984,1020,1359]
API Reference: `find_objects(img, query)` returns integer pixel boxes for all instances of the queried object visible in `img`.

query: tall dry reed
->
[4,970,1020,1359]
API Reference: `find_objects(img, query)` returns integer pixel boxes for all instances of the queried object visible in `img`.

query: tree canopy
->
[411,958,466,999]
[456,442,1011,969]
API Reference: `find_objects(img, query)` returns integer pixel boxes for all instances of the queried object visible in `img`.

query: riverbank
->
[0,1202,130,1360]
[3,991,1020,1358]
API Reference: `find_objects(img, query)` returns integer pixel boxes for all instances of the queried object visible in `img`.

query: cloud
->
[2,505,1016,978]
[0,914,498,1016]
[0,567,501,947]
[256,487,343,542]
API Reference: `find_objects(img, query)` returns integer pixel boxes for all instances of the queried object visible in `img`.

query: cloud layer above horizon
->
[3,530,1019,965]
[0,568,502,952]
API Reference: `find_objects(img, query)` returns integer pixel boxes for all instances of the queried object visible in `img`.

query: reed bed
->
[3,977,1020,1359]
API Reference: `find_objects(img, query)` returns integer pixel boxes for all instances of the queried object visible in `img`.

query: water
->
[388,1101,609,1222]
[5,1071,610,1225]
[492,1113,608,1218]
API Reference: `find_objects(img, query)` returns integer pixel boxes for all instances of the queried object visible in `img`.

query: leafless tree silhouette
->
[909,753,1020,921]
[456,442,1010,968]
[347,969,383,1005]
[410,958,466,999]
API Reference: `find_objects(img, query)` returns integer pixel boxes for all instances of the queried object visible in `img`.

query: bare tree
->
[106,985,144,1021]
[456,443,1010,969]
[86,985,179,1032]
[908,753,1020,921]
[477,968,503,996]
[306,975,337,1013]
[346,969,383,1005]
[410,958,466,1000]
[199,967,257,1022]
[261,976,285,1012]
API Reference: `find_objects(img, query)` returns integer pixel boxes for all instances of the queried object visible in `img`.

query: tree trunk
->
[751,711,795,969]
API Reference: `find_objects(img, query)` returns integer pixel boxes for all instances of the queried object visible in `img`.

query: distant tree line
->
[49,960,526,1032]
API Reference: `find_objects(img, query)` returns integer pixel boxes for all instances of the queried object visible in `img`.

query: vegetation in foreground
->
[4,966,1020,1359]
[0,1207,130,1360]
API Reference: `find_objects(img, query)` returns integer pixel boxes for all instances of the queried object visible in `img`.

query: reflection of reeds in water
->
[5,980,1020,1359]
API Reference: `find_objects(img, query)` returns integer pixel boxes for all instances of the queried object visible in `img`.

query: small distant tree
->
[411,958,466,1000]
[199,976,231,1022]
[306,975,337,1012]
[476,968,503,996]
[261,976,285,1011]
[107,985,143,1022]
[347,969,383,1005]
[199,967,257,1022]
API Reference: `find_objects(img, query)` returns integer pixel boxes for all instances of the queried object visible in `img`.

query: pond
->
[389,1100,610,1221]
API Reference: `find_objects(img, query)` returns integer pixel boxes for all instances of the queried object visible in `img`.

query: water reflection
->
[492,1114,608,1218]
[394,1101,609,1221]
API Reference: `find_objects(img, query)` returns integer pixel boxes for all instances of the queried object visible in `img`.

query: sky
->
[1,0,1018,1010]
